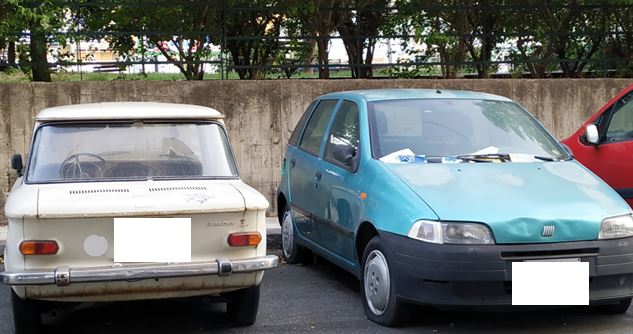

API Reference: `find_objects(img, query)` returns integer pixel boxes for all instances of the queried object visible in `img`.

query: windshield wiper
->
[455,153,511,162]
[531,155,556,161]
[456,153,558,162]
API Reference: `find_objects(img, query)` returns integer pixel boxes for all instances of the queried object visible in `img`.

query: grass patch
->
[0,67,399,82]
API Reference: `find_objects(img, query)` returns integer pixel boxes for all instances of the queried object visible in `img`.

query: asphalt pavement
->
[2,222,633,333]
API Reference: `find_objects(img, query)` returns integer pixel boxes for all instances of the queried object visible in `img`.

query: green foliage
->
[0,0,69,81]
[508,0,607,78]
[223,0,284,80]
[285,0,348,78]
[75,0,222,80]
[1,0,632,81]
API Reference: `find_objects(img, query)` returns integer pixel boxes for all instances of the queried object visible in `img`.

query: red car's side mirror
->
[585,124,600,145]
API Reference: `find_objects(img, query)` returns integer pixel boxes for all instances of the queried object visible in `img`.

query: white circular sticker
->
[84,234,108,257]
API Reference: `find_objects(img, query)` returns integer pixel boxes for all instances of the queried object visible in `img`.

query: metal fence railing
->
[0,1,632,81]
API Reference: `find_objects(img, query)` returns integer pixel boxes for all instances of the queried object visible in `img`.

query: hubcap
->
[282,211,294,259]
[364,250,390,316]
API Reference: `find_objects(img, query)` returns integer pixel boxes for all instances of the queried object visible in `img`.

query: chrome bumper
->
[1,255,279,286]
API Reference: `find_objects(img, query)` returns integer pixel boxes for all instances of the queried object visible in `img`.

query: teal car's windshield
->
[368,99,569,163]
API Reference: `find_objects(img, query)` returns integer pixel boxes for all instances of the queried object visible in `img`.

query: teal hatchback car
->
[276,89,633,325]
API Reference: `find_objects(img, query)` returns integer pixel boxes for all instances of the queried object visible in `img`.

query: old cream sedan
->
[1,102,278,333]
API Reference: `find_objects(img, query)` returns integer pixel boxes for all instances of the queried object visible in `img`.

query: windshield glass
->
[27,122,238,183]
[368,99,568,163]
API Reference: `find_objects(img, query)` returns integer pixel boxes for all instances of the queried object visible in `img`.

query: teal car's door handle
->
[314,171,322,188]
[290,158,296,167]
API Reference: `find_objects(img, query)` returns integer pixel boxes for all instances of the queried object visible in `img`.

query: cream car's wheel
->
[360,236,408,326]
[225,285,260,326]
[281,205,308,264]
[11,289,42,334]
[592,298,632,314]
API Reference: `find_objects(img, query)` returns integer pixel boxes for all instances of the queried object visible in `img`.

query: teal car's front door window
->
[299,99,338,157]
[324,100,360,171]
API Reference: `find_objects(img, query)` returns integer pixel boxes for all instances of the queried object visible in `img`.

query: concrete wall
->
[1,79,632,220]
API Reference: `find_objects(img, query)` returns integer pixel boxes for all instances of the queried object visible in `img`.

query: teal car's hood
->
[387,161,632,244]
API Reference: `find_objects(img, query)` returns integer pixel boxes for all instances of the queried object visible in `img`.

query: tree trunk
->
[362,41,375,78]
[340,36,359,78]
[29,30,51,82]
[316,37,330,79]
[8,41,16,66]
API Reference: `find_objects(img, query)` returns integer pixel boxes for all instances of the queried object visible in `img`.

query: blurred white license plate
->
[512,261,588,305]
[114,218,191,263]
[525,257,581,262]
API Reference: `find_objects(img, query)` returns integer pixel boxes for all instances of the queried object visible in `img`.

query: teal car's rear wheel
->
[361,236,409,326]
[281,205,308,264]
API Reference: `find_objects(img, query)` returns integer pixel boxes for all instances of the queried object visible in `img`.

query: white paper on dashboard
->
[470,146,499,155]
[508,153,536,162]
[379,148,416,163]
[114,218,191,263]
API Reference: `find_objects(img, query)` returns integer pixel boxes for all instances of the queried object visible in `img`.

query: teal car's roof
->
[319,89,513,103]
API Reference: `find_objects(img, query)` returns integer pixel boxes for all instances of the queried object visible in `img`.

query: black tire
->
[11,289,42,334]
[360,236,409,326]
[592,298,632,314]
[226,285,260,326]
[280,205,309,264]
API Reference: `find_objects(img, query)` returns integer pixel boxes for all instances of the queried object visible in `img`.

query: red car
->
[562,83,633,208]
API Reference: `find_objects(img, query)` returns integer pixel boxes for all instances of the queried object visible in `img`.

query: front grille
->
[148,186,207,192]
[501,247,599,261]
[69,189,129,195]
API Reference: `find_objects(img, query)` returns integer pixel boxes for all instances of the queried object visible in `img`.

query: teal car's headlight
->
[407,220,495,245]
[599,214,633,239]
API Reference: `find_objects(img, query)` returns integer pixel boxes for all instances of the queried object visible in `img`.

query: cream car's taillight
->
[19,240,59,255]
[227,232,262,247]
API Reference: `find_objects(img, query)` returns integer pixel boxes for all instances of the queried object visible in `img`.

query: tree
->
[77,0,222,80]
[397,0,469,78]
[1,1,67,81]
[509,0,605,78]
[286,0,346,79]
[336,0,391,78]
[461,0,505,77]
[604,0,633,76]
[0,2,17,68]
[223,0,284,80]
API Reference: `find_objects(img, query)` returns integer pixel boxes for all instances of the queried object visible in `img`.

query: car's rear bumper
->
[380,231,633,306]
[1,255,278,286]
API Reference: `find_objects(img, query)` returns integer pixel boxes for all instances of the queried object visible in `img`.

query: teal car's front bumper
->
[381,231,633,306]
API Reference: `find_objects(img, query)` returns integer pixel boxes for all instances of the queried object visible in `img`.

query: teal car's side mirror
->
[333,144,359,171]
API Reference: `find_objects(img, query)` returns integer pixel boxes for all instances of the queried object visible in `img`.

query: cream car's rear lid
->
[36,180,246,218]
[35,102,223,122]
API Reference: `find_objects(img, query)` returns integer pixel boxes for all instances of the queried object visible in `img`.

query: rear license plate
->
[524,257,581,262]
[512,261,588,305]
[114,218,191,263]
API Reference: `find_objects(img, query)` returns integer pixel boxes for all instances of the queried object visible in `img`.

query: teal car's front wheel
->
[361,236,409,326]
[281,205,308,264]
